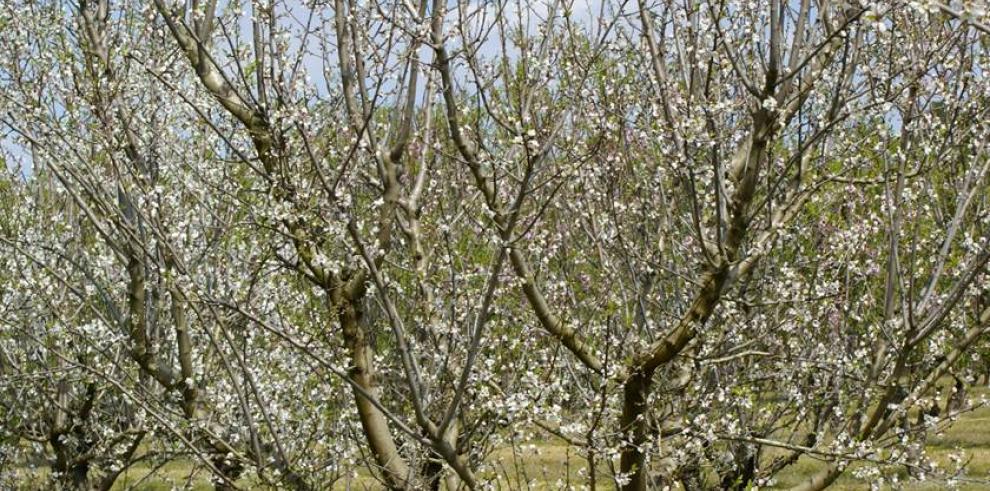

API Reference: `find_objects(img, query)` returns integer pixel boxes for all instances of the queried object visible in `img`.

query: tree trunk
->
[59,461,90,491]
[52,448,91,491]
[340,300,415,489]
[619,368,655,491]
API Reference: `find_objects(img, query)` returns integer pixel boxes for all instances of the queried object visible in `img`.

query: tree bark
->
[618,368,655,491]
[340,299,415,490]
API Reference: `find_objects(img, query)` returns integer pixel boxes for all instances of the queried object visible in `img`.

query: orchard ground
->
[34,385,982,490]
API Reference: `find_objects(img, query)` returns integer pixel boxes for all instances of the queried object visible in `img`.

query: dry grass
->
[21,390,985,489]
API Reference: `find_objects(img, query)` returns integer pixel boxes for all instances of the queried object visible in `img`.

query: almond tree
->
[426,0,990,488]
[1,2,335,488]
[2,0,989,490]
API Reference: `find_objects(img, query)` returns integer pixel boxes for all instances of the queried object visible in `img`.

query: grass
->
[768,396,990,490]
[15,389,990,490]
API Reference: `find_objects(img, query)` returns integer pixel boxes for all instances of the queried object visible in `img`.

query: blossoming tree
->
[2,0,989,489]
